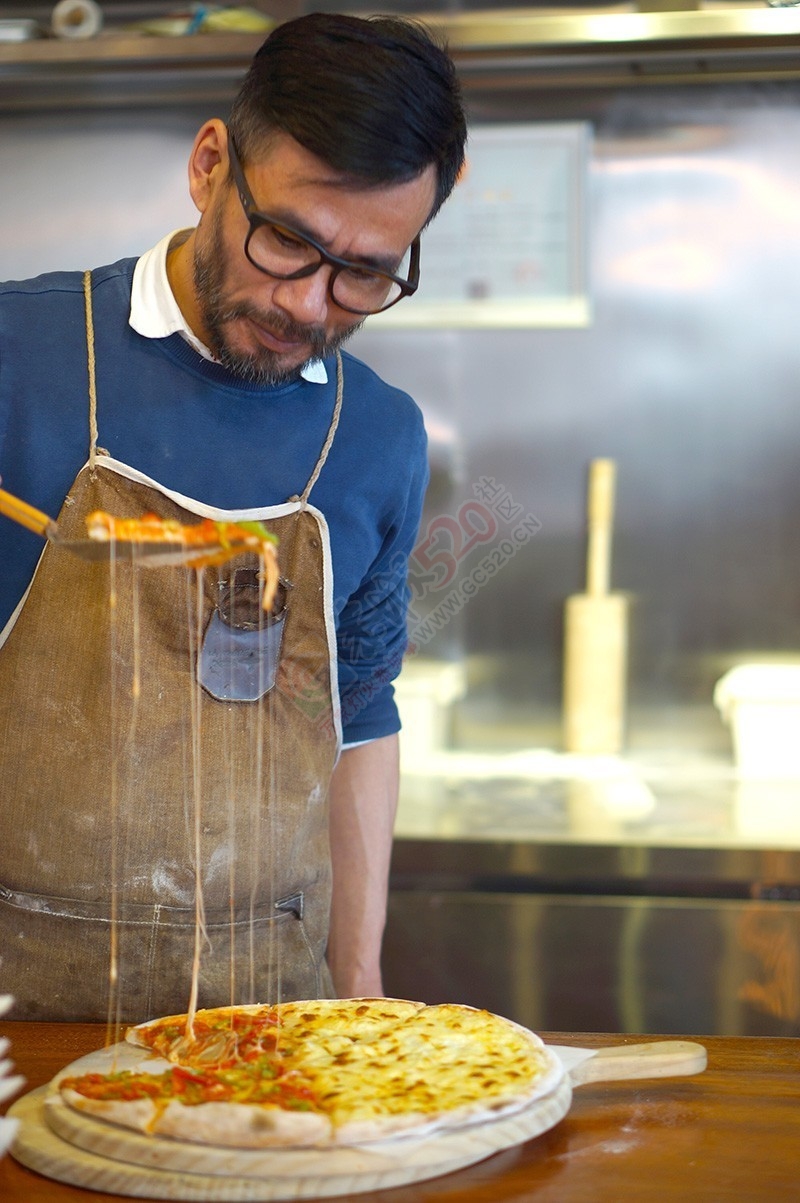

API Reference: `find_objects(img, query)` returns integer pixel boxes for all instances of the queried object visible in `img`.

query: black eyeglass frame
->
[226,134,421,316]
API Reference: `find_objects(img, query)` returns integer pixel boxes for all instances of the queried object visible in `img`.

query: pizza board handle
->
[569,1040,707,1086]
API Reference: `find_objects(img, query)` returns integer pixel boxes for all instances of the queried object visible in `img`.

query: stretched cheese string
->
[105,545,142,1062]
[103,551,278,1048]
[257,630,275,1012]
[267,620,281,1015]
[186,568,209,1041]
[105,548,121,1056]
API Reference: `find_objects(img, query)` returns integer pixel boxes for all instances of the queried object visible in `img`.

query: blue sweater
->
[0,259,428,743]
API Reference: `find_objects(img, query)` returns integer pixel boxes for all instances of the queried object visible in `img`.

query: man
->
[0,13,467,1019]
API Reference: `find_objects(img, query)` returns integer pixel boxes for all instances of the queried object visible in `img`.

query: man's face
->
[191,133,437,386]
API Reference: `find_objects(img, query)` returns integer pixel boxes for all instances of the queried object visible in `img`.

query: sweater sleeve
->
[336,418,429,746]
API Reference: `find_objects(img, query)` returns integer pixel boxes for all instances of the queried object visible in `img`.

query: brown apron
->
[0,291,343,1022]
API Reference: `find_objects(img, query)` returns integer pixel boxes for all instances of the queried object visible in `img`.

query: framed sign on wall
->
[375,121,591,329]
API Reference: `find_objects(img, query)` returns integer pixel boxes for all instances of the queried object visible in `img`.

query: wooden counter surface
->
[2,1021,799,1201]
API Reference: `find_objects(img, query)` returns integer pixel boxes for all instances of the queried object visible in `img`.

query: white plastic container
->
[714,664,800,778]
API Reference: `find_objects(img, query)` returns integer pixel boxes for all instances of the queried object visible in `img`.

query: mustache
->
[217,302,328,355]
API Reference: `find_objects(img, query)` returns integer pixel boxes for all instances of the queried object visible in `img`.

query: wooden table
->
[1,1022,799,1201]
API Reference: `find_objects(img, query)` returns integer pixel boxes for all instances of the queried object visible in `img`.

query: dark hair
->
[228,12,467,223]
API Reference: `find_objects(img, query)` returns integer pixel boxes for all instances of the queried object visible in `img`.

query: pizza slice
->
[85,511,280,610]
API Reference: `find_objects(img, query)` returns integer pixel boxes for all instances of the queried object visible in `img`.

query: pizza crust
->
[60,1089,157,1135]
[61,1087,333,1149]
[154,1099,333,1148]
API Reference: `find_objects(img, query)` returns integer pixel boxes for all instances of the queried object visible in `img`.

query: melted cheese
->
[120,998,560,1138]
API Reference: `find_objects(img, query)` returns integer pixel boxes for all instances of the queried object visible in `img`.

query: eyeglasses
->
[226,134,420,316]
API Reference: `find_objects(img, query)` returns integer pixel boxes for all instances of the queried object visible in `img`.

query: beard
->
[193,210,363,387]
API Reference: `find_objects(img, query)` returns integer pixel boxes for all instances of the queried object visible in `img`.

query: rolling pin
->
[562,458,628,754]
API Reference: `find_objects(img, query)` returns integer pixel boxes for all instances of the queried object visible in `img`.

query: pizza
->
[58,998,563,1149]
[85,510,279,610]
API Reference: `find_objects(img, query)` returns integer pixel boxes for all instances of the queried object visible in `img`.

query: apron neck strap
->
[82,270,343,503]
[83,269,99,474]
[293,350,344,509]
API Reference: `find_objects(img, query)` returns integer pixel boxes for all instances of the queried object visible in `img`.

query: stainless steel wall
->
[384,889,800,1037]
[385,840,800,1037]
[0,107,200,279]
[352,81,800,726]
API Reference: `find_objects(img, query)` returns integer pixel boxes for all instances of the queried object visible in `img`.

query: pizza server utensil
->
[0,483,253,568]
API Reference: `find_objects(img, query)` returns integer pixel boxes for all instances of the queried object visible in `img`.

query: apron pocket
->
[199,609,286,701]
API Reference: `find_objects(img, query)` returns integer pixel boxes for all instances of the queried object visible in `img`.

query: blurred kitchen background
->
[2,0,799,1037]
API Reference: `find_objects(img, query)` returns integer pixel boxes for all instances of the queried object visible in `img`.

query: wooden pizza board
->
[8,1039,706,1201]
[9,1079,572,1200]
